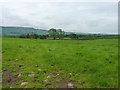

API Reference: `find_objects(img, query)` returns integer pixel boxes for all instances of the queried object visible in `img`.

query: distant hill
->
[1,26,84,36]
[1,26,49,36]
[1,26,117,36]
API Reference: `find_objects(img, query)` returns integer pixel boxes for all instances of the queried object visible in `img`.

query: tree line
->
[6,28,119,40]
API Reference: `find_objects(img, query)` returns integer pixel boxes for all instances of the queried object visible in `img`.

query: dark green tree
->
[48,28,58,40]
[57,29,64,40]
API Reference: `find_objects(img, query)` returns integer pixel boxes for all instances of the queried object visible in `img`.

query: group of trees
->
[17,28,65,40]
[18,34,48,39]
[7,28,118,40]
[48,28,64,40]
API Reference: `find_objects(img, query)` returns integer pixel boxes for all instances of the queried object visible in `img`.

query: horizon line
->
[0,25,118,35]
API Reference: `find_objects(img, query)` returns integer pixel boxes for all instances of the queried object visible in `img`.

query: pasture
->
[2,38,118,88]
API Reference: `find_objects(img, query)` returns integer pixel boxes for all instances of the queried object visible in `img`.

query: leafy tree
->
[57,29,64,40]
[48,28,58,40]
[48,28,65,40]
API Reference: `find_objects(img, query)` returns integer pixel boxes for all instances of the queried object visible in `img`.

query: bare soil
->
[2,70,20,87]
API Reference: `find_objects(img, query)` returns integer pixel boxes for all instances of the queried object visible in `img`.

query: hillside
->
[1,26,75,36]
[1,26,48,36]
[1,26,82,36]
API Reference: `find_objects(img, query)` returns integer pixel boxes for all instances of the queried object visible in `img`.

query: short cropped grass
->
[2,38,118,88]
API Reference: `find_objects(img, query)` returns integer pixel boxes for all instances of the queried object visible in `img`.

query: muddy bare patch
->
[55,79,69,88]
[44,73,85,88]
[2,70,20,87]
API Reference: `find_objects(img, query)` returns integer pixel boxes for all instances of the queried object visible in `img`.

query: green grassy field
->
[2,38,118,88]
[0,37,2,89]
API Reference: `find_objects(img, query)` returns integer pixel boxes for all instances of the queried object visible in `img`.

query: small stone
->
[44,79,48,82]
[31,71,34,73]
[21,82,28,86]
[10,87,12,88]
[46,75,50,78]
[35,65,39,67]
[38,69,42,71]
[69,73,72,75]
[18,73,22,77]
[57,74,60,76]
[24,86,28,88]
[49,73,53,75]
[28,74,35,77]
[67,83,74,88]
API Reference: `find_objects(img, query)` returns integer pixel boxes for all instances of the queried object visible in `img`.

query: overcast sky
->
[1,2,118,34]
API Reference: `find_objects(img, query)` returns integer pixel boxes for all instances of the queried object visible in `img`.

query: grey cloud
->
[1,2,118,34]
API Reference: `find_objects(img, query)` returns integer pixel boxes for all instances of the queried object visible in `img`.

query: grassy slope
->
[0,38,2,89]
[2,38,118,88]
[2,27,48,36]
